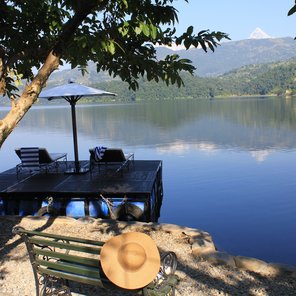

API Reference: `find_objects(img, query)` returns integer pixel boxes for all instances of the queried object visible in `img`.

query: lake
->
[1,97,296,266]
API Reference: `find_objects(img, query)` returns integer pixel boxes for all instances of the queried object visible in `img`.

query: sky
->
[173,0,295,41]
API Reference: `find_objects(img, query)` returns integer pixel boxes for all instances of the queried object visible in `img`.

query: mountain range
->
[48,36,296,86]
[155,37,296,77]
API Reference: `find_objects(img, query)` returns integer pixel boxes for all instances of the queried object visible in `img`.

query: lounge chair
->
[89,147,134,173]
[15,147,67,177]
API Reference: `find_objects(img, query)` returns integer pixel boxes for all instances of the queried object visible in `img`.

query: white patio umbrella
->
[39,81,116,174]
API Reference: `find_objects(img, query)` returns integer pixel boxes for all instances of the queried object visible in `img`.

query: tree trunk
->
[0,58,6,97]
[0,51,60,148]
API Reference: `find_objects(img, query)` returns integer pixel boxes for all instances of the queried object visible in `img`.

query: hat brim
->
[100,232,160,290]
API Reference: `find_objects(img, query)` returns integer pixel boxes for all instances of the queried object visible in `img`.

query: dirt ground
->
[0,216,296,296]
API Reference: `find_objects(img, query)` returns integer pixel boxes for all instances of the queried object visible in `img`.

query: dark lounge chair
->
[15,147,67,177]
[89,148,134,173]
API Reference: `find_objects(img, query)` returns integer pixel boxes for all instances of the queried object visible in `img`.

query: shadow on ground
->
[0,216,296,296]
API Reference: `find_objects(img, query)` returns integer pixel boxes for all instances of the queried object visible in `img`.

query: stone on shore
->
[234,256,279,275]
[191,237,216,255]
[201,251,236,268]
[14,216,296,279]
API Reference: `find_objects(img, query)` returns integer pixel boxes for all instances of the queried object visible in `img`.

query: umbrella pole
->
[70,100,80,173]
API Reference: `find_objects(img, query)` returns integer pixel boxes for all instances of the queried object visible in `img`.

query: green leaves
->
[107,42,116,55]
[134,26,142,35]
[134,22,158,39]
[177,28,230,52]
[142,23,150,37]
[1,0,230,97]
[288,4,296,16]
[118,22,129,37]
[187,26,194,35]
[101,40,116,55]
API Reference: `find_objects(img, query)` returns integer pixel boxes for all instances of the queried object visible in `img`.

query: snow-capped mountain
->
[249,27,272,39]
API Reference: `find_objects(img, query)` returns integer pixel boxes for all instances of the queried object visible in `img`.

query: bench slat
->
[37,266,106,287]
[20,229,104,246]
[34,248,100,268]
[29,237,101,254]
[36,259,102,280]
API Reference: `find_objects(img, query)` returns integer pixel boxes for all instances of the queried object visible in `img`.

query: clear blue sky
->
[174,0,295,40]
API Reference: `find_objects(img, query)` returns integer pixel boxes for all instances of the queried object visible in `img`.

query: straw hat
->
[100,232,160,290]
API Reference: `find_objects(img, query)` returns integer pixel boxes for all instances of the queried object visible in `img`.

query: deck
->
[0,160,163,222]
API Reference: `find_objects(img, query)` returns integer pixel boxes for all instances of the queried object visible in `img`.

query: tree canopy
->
[0,0,229,146]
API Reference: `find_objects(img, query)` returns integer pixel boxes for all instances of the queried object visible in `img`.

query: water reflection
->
[1,97,296,265]
[5,97,296,152]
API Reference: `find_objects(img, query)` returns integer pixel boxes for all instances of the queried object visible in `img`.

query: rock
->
[191,237,216,255]
[202,251,236,268]
[234,256,278,275]
[159,223,187,234]
[188,233,213,245]
[183,228,211,239]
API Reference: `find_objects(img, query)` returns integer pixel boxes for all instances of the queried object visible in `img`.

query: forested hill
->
[86,59,296,101]
[216,59,296,96]
[43,37,296,102]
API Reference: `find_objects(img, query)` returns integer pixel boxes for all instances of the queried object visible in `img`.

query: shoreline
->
[1,216,296,295]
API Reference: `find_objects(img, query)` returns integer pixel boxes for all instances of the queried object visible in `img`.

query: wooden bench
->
[13,226,178,296]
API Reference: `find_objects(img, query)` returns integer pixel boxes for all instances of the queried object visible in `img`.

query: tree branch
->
[53,0,108,55]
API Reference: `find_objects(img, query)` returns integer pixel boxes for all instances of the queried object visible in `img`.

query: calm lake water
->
[1,97,296,266]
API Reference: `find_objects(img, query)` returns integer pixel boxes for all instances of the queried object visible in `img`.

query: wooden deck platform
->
[0,160,163,222]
